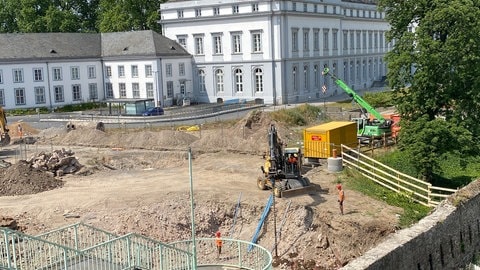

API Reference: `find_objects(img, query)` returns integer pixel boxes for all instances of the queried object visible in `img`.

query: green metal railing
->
[1,223,272,270]
[170,238,273,270]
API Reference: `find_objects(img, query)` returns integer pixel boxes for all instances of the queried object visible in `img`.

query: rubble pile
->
[26,148,83,176]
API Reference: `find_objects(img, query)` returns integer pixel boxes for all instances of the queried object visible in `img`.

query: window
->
[213,7,220,15]
[106,83,113,98]
[177,10,184,18]
[199,70,206,92]
[0,89,4,105]
[72,84,81,101]
[292,29,299,51]
[343,31,348,50]
[314,65,319,88]
[292,67,298,92]
[177,36,186,48]
[363,31,367,49]
[234,69,243,93]
[71,66,80,80]
[232,5,239,14]
[132,83,140,98]
[88,66,96,79]
[15,88,25,105]
[33,68,43,81]
[303,3,308,12]
[167,81,174,98]
[215,69,224,93]
[313,29,320,51]
[303,29,310,51]
[333,6,336,14]
[34,86,46,104]
[131,65,138,78]
[356,31,361,49]
[0,70,2,84]
[252,3,258,12]
[350,32,355,50]
[119,83,126,98]
[314,4,317,13]
[145,65,152,77]
[303,65,309,90]
[89,83,98,100]
[13,69,23,83]
[324,5,327,13]
[323,29,329,50]
[292,2,296,11]
[195,36,204,55]
[252,32,262,52]
[333,30,338,50]
[146,83,154,98]
[118,65,125,77]
[179,63,185,76]
[213,35,222,54]
[232,33,242,53]
[195,8,201,17]
[54,86,64,102]
[166,64,172,77]
[106,66,112,77]
[254,68,263,92]
[180,82,186,95]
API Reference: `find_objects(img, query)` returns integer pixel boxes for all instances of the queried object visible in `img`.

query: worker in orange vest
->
[337,184,345,215]
[17,124,23,138]
[215,231,223,258]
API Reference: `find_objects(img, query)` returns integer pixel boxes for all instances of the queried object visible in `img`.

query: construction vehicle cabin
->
[258,124,313,198]
[0,107,10,147]
[322,68,393,139]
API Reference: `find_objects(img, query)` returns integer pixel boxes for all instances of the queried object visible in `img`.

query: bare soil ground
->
[0,112,401,269]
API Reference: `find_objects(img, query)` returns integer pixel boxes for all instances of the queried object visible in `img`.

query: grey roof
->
[0,30,190,62]
[0,33,101,61]
[101,30,190,57]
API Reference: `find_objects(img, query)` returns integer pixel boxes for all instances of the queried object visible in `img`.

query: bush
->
[270,104,323,126]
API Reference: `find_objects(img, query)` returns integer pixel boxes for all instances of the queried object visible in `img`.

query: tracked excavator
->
[0,107,10,146]
[257,124,314,198]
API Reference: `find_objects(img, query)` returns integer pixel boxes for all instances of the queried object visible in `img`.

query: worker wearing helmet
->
[215,231,223,258]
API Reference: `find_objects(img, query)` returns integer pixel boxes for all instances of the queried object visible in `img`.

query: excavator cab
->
[257,124,314,198]
[0,107,10,147]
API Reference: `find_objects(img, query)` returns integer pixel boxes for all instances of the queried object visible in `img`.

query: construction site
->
[0,102,415,270]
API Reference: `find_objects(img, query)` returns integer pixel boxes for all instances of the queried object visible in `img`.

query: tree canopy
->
[379,0,480,180]
[0,0,162,33]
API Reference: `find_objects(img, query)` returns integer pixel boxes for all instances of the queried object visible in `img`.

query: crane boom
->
[322,67,385,122]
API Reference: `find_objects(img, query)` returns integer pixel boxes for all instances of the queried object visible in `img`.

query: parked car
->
[142,107,164,116]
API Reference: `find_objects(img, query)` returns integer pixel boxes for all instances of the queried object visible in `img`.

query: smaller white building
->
[0,31,193,112]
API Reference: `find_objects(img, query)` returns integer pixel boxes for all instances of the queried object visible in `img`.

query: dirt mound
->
[0,161,64,196]
[38,126,199,150]
[191,110,292,154]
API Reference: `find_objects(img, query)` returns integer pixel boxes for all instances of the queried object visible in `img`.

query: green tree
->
[98,0,161,32]
[0,0,20,32]
[379,0,480,180]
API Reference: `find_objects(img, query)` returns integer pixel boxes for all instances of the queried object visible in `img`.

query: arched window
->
[254,68,263,92]
[215,69,224,93]
[198,70,206,92]
[234,69,243,92]
[303,65,309,91]
[314,65,319,88]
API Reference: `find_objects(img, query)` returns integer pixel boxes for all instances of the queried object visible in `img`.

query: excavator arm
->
[0,107,10,146]
[322,67,386,122]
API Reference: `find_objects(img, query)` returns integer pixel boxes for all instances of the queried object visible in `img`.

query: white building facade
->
[0,31,192,110]
[160,0,392,105]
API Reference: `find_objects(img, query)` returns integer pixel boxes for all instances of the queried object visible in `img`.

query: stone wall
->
[343,180,480,270]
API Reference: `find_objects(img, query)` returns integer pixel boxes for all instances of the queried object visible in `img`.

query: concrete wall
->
[343,180,480,270]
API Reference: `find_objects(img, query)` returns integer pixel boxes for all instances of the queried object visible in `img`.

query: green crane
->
[322,68,392,138]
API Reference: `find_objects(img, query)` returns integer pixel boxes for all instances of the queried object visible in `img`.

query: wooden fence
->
[341,144,457,207]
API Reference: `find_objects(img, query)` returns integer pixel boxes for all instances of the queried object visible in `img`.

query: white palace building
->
[0,0,390,111]
[160,0,391,105]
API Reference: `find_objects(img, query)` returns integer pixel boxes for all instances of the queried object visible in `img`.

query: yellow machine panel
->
[303,121,357,159]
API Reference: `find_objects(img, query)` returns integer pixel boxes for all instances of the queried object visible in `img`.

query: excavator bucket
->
[280,178,316,198]
[281,185,316,198]
[0,133,10,147]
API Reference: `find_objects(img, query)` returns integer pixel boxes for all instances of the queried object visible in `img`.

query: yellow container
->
[303,121,358,159]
